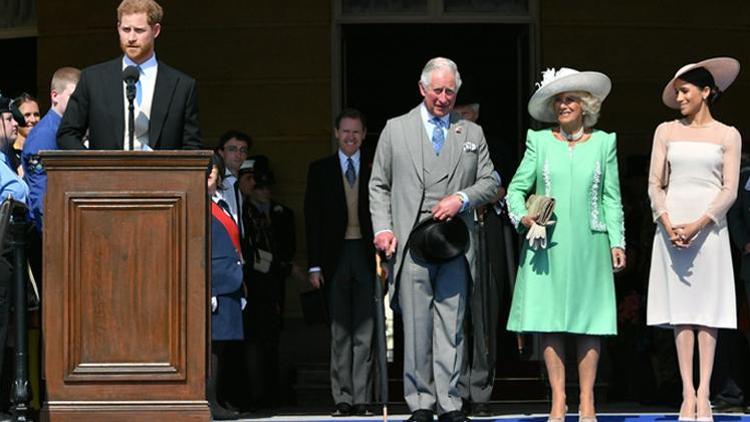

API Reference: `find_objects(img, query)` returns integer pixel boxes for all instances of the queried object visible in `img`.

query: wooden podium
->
[40,151,212,421]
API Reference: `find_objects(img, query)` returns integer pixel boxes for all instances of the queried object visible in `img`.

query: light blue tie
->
[136,65,143,106]
[430,116,446,154]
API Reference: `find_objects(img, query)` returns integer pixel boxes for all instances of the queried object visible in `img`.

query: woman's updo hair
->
[546,90,603,128]
[677,67,721,106]
[207,151,226,188]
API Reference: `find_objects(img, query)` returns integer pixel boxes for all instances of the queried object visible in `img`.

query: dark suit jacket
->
[304,153,375,280]
[57,56,202,150]
[728,162,750,282]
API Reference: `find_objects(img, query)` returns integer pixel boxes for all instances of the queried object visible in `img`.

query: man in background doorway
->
[304,108,375,417]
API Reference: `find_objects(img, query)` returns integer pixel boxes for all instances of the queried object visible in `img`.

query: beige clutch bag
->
[525,194,555,225]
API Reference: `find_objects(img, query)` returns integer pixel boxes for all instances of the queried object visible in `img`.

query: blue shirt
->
[337,148,360,177]
[22,109,61,232]
[418,103,470,212]
[419,103,450,142]
[0,153,28,205]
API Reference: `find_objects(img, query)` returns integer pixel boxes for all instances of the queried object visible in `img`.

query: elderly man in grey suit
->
[369,57,498,422]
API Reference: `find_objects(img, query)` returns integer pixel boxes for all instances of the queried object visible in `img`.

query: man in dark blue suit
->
[304,108,375,417]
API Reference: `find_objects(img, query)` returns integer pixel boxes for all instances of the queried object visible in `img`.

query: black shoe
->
[713,398,742,412]
[210,404,239,420]
[331,402,352,417]
[472,402,491,416]
[439,410,471,422]
[461,398,472,416]
[352,404,374,416]
[407,409,435,422]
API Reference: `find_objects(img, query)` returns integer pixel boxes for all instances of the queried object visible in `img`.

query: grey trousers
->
[399,251,469,415]
[328,239,374,405]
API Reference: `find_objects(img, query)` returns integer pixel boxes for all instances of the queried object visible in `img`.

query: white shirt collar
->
[420,103,450,127]
[122,53,158,73]
[211,190,225,204]
[224,167,237,179]
[338,149,360,174]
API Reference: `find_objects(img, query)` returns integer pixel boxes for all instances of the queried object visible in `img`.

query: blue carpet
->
[237,414,750,422]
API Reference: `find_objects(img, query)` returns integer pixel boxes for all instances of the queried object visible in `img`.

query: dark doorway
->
[0,37,37,100]
[341,23,530,180]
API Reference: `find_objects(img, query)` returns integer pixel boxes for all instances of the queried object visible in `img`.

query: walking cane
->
[375,253,389,422]
[475,208,491,365]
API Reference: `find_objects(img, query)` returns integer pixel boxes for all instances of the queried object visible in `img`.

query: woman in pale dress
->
[647,57,742,422]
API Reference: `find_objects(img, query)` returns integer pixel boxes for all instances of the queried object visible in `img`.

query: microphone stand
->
[7,200,31,421]
[125,81,136,151]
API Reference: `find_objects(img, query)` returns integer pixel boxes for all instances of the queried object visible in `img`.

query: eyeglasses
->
[553,95,581,105]
[224,145,249,154]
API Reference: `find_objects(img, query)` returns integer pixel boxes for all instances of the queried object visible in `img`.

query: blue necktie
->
[345,157,356,187]
[136,65,143,106]
[430,116,446,154]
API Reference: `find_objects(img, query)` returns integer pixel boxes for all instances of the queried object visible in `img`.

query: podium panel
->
[40,151,212,421]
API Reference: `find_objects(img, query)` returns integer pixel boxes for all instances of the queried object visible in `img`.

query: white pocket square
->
[463,142,477,152]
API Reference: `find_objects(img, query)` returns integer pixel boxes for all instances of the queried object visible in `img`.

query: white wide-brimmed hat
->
[661,57,740,109]
[527,67,612,123]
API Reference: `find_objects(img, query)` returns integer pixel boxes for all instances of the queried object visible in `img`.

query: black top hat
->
[0,94,24,126]
[248,155,275,187]
[408,217,469,263]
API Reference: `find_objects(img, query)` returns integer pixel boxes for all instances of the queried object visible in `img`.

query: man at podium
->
[57,0,202,151]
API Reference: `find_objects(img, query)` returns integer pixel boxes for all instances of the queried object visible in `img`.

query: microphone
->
[122,66,140,103]
[122,66,140,150]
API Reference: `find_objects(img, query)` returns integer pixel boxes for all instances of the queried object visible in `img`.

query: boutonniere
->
[454,125,463,134]
[463,142,477,152]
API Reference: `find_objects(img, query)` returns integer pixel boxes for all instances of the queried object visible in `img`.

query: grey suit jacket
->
[369,105,498,308]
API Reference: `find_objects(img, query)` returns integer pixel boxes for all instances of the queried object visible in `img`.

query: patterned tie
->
[345,157,356,187]
[136,65,143,106]
[430,116,446,154]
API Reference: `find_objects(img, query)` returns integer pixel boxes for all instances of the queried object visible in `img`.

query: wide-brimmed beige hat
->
[661,57,740,109]
[527,67,612,123]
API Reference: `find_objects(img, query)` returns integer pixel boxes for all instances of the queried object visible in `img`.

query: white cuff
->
[374,229,393,237]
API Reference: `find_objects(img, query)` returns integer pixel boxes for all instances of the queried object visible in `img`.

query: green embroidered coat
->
[506,129,625,335]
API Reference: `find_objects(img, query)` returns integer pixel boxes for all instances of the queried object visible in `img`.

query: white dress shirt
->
[122,54,158,150]
[220,170,244,236]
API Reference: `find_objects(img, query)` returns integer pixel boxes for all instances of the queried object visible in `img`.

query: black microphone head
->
[122,66,140,83]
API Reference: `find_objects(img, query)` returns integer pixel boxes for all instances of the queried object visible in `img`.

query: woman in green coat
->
[506,68,626,422]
